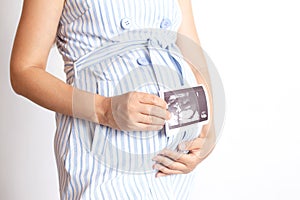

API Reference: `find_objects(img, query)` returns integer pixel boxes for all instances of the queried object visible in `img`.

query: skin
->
[154,0,216,177]
[10,0,215,177]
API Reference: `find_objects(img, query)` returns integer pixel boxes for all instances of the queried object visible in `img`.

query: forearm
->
[11,66,72,115]
[182,52,215,135]
[189,58,216,154]
[177,37,216,154]
[10,66,108,122]
[200,120,216,158]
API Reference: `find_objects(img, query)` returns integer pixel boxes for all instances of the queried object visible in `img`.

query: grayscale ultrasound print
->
[164,85,209,130]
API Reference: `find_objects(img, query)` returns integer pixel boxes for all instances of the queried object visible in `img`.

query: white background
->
[1,0,300,199]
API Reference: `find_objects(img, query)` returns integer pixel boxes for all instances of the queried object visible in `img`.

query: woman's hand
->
[98,92,171,131]
[152,125,216,177]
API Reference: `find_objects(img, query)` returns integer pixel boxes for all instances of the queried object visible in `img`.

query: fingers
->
[153,163,183,176]
[158,149,188,163]
[152,149,204,177]
[138,104,171,120]
[110,91,171,131]
[137,113,165,125]
[155,172,168,178]
[138,92,168,109]
[152,154,186,171]
[136,123,164,131]
[178,137,206,151]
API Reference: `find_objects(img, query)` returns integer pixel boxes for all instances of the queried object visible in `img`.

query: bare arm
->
[176,0,216,148]
[10,0,169,131]
[176,0,210,83]
[10,0,87,116]
[153,0,216,177]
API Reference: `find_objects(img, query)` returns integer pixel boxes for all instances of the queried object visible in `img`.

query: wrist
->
[95,94,111,126]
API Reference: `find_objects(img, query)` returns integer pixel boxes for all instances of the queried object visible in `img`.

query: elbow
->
[10,62,24,95]
[10,70,21,95]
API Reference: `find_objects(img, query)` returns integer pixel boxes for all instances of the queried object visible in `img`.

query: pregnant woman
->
[10,0,216,199]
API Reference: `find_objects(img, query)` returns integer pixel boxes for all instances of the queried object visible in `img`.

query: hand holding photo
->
[161,85,210,137]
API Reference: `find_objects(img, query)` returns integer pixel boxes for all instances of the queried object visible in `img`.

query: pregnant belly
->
[72,48,200,173]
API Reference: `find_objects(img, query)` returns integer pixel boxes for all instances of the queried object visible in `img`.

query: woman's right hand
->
[97,92,171,131]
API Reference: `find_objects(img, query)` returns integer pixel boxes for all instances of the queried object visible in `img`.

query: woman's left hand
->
[152,136,209,178]
[152,79,217,177]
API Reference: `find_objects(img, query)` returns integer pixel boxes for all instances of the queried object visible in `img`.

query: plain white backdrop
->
[1,0,300,199]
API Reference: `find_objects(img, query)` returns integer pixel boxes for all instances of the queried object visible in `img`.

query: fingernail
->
[156,173,166,178]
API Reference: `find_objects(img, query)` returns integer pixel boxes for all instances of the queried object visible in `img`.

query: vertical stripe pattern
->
[55,0,201,199]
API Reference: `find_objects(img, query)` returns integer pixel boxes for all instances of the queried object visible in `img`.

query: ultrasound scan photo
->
[163,85,209,131]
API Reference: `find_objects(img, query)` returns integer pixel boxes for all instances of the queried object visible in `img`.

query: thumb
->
[178,137,206,151]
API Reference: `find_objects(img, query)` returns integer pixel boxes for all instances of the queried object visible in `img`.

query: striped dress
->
[55,0,202,199]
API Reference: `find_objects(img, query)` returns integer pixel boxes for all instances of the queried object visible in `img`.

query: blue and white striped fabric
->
[55,0,202,199]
